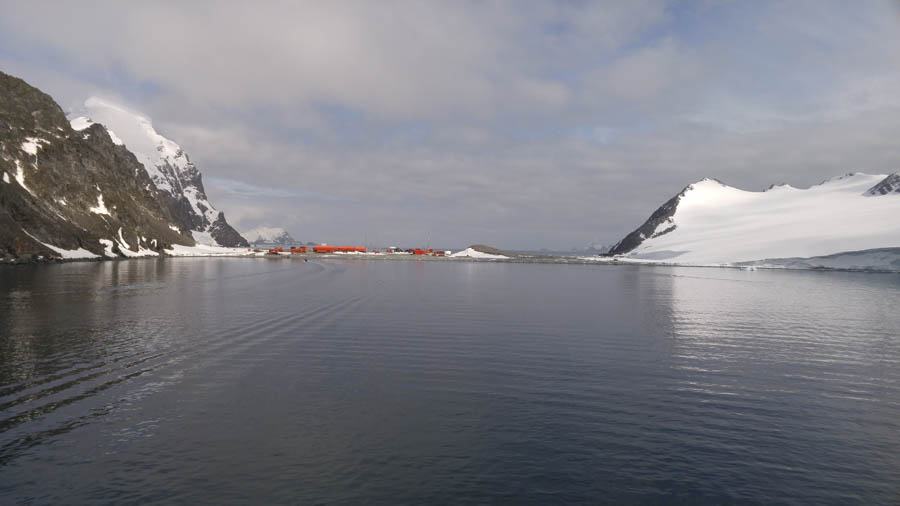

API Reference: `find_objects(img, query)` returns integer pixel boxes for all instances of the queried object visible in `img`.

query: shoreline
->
[3,249,899,274]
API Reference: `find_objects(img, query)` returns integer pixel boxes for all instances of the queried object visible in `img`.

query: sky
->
[1,0,899,250]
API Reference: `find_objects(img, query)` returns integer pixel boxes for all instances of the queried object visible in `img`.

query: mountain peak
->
[78,97,192,184]
[70,98,247,247]
[695,177,723,184]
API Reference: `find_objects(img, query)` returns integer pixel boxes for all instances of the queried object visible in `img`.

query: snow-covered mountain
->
[608,173,900,265]
[70,98,247,247]
[242,226,296,245]
[1,71,194,261]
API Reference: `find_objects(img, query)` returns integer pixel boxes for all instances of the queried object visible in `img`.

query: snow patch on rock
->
[14,160,33,195]
[90,191,110,215]
[70,116,94,131]
[117,227,130,249]
[98,239,116,257]
[20,137,46,156]
[21,230,99,259]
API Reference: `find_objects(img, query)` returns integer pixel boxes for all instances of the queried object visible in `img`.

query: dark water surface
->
[1,258,899,504]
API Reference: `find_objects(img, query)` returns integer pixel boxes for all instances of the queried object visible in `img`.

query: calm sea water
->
[1,258,899,504]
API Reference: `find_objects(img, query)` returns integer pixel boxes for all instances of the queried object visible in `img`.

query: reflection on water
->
[1,259,899,504]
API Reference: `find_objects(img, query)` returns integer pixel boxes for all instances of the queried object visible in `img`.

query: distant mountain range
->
[242,226,297,245]
[0,71,247,262]
[573,242,611,255]
[608,173,900,268]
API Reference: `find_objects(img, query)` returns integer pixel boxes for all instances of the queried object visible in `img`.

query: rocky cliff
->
[0,71,202,262]
[72,97,247,247]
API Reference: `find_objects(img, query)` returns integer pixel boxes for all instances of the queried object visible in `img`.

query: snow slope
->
[73,98,192,195]
[70,98,246,247]
[166,243,257,257]
[22,231,100,259]
[450,247,509,259]
[614,173,900,265]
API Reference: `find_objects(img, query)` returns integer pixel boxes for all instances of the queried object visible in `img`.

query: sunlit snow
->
[89,192,110,215]
[624,173,900,264]
[22,231,99,259]
[20,137,45,156]
[117,227,130,249]
[69,116,94,131]
[166,243,255,257]
[98,239,116,257]
[70,115,125,145]
[14,160,33,195]
[450,247,508,259]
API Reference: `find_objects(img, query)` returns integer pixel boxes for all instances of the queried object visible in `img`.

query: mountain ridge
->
[608,172,900,264]
[242,226,296,245]
[72,97,248,247]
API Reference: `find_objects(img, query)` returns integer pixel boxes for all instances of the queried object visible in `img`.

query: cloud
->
[205,177,342,201]
[1,1,899,248]
[0,1,669,120]
[582,38,704,112]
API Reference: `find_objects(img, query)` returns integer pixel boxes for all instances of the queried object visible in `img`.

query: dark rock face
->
[0,71,191,261]
[606,187,687,256]
[865,173,900,196]
[209,212,248,248]
[470,244,516,257]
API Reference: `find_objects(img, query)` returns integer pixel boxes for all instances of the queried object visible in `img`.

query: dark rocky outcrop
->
[209,212,249,247]
[470,244,517,257]
[864,173,900,196]
[606,186,689,256]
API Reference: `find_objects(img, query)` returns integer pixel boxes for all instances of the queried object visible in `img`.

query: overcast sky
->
[2,1,899,249]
